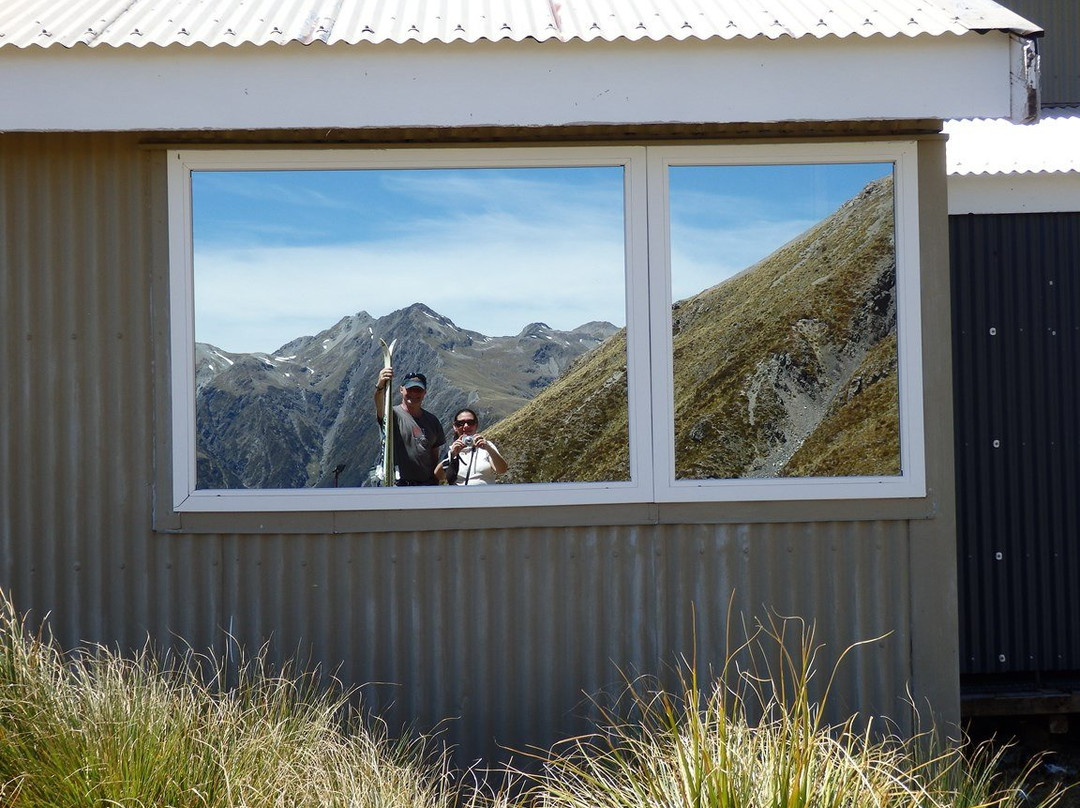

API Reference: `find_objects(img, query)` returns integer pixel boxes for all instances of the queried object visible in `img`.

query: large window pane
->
[668,163,900,481]
[192,166,629,489]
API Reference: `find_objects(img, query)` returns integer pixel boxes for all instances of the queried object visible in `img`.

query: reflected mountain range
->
[195,306,616,489]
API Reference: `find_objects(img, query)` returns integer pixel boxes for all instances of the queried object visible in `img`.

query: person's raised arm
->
[374,367,394,422]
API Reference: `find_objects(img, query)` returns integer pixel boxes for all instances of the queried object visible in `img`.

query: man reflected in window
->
[374,369,445,486]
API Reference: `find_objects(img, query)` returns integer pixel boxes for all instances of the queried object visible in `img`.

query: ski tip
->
[388,338,398,354]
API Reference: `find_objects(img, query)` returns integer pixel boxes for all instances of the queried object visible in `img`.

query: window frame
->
[168,146,654,512]
[165,141,926,514]
[647,142,926,502]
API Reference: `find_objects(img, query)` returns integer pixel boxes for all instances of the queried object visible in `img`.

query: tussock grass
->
[0,590,1065,808]
[501,616,1067,808]
[0,590,460,807]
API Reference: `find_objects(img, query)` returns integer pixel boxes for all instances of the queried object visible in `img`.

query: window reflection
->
[192,166,629,489]
[669,163,900,480]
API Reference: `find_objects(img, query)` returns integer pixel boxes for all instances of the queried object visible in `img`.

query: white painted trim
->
[948,172,1080,215]
[647,142,926,502]
[167,146,654,512]
[168,141,928,513]
[7,33,1018,132]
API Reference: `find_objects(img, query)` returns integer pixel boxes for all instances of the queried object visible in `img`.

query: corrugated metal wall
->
[951,212,1080,676]
[2,132,936,763]
[1004,0,1080,105]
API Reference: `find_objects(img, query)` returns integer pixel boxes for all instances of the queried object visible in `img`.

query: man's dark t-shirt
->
[382,404,445,485]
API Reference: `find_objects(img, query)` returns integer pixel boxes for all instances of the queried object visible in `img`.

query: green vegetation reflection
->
[669,163,901,481]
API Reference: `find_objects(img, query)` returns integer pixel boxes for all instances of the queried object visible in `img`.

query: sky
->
[192,162,891,354]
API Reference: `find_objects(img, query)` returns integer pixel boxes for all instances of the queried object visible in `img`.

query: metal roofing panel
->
[946,108,1080,175]
[0,0,1041,49]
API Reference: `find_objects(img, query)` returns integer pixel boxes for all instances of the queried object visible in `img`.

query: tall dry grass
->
[0,590,461,807]
[0,589,1065,808]
[500,616,1066,808]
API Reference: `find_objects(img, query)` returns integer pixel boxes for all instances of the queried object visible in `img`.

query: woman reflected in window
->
[435,408,509,485]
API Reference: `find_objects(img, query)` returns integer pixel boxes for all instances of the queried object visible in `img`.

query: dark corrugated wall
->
[1000,0,1080,105]
[951,212,1080,676]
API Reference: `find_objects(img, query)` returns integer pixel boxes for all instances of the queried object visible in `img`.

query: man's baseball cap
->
[402,372,427,390]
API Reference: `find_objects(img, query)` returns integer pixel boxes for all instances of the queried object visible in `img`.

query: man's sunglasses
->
[455,418,477,427]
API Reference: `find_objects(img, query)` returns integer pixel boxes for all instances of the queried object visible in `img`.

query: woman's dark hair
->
[453,408,479,426]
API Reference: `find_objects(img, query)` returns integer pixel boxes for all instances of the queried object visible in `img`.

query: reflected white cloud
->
[195,224,624,353]
[194,166,628,353]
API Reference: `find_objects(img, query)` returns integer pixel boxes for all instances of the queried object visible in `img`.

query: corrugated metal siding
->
[997,0,1080,105]
[2,131,926,763]
[951,212,1080,675]
[0,132,222,652]
[0,0,1040,49]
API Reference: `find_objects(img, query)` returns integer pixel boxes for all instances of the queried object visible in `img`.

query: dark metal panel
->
[1003,0,1080,105]
[951,212,1080,675]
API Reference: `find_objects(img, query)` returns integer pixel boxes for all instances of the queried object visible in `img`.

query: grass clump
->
[0,590,459,807]
[504,616,1067,808]
[0,589,1066,808]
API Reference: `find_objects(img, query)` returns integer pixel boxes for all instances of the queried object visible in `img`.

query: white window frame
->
[648,142,926,502]
[168,146,654,512]
[166,142,925,513]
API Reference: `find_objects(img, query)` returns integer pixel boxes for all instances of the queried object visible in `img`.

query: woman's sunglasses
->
[455,418,477,427]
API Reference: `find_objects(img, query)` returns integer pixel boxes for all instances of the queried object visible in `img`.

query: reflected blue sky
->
[194,167,625,353]
[669,163,892,301]
[193,162,891,354]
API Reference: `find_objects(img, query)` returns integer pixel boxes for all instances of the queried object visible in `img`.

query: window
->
[167,142,924,513]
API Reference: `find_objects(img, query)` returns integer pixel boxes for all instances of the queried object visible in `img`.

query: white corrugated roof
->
[0,0,1040,49]
[945,108,1080,176]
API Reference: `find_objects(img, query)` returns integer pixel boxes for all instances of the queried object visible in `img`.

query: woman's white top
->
[454,442,502,485]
